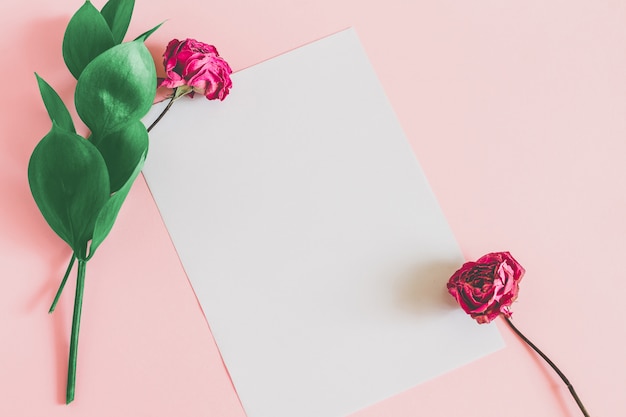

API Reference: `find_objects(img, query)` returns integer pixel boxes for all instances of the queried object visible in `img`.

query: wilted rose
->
[447,252,524,324]
[158,38,232,100]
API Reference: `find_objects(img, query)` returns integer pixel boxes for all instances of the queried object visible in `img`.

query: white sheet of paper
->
[142,28,503,417]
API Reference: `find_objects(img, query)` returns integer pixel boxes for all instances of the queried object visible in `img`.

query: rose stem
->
[48,253,76,313]
[146,92,177,133]
[66,259,86,404]
[502,315,590,417]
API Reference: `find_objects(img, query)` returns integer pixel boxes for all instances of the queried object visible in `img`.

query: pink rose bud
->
[158,38,233,100]
[447,252,525,324]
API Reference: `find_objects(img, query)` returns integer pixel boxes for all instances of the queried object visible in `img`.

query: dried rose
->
[158,38,232,100]
[447,251,524,324]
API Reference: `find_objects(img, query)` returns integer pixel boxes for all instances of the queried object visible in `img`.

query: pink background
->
[1,0,624,416]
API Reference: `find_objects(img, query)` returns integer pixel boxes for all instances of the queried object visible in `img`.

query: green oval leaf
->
[62,1,116,79]
[75,41,156,136]
[35,73,76,133]
[28,124,110,258]
[100,0,135,44]
[89,151,146,258]
[91,120,148,193]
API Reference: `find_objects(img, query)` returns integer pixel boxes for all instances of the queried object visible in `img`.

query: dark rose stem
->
[146,95,175,133]
[502,315,590,417]
[147,90,179,133]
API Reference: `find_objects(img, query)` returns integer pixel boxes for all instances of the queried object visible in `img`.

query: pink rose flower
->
[447,252,524,324]
[158,38,232,100]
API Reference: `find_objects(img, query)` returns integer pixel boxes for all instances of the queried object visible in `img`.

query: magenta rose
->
[447,252,524,324]
[158,38,232,100]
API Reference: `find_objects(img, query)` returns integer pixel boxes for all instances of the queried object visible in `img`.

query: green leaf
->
[63,0,115,79]
[35,73,76,133]
[28,124,110,258]
[91,120,148,193]
[75,41,156,137]
[100,0,135,44]
[134,21,164,42]
[89,151,146,258]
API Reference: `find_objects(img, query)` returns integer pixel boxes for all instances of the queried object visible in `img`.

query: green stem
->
[49,253,76,313]
[146,93,177,133]
[66,259,86,404]
[503,315,590,417]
